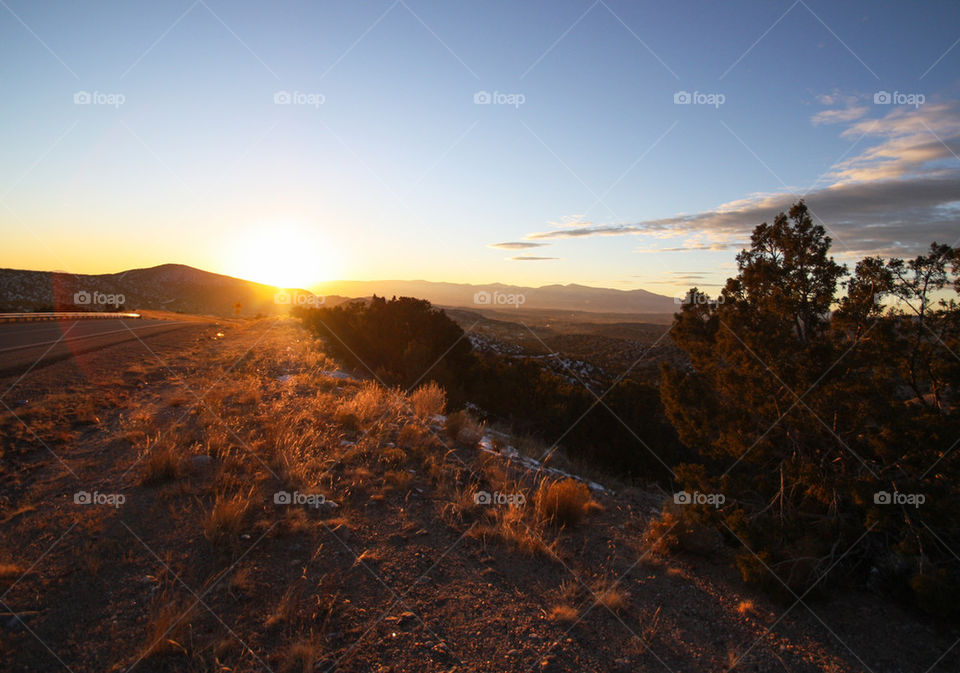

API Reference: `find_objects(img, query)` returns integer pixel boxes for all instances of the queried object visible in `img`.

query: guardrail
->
[0,312,141,323]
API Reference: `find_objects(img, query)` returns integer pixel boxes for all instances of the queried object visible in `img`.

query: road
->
[0,318,197,377]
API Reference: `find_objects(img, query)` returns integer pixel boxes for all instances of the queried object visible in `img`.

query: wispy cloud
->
[635,242,746,253]
[640,270,725,287]
[489,241,549,250]
[510,255,559,261]
[830,101,960,183]
[523,100,960,258]
[811,105,868,125]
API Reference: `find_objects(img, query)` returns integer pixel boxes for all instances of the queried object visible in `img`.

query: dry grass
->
[203,491,252,544]
[140,441,184,485]
[384,470,414,492]
[165,393,190,408]
[281,639,322,673]
[353,548,383,567]
[378,445,407,469]
[637,605,663,653]
[228,566,254,595]
[265,586,300,629]
[120,409,154,445]
[548,604,578,622]
[513,433,550,460]
[548,580,580,622]
[141,594,193,659]
[640,504,720,559]
[595,583,628,612]
[0,563,25,591]
[334,409,360,433]
[535,478,595,527]
[339,382,402,424]
[444,410,484,446]
[408,381,446,418]
[397,422,438,459]
[264,412,338,490]
[641,508,680,559]
[471,506,550,556]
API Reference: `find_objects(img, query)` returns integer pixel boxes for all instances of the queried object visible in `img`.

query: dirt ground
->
[0,317,956,672]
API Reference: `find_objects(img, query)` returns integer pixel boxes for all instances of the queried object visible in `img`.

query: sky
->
[1,0,959,294]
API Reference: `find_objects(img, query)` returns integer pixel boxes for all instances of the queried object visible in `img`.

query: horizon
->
[1,1,958,292]
[2,260,680,296]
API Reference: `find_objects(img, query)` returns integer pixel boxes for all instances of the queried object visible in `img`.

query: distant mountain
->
[0,264,329,317]
[315,279,677,314]
[0,265,679,318]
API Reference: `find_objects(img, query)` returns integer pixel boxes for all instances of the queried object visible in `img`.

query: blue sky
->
[1,0,959,292]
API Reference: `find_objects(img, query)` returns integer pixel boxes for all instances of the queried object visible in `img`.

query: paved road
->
[0,318,197,377]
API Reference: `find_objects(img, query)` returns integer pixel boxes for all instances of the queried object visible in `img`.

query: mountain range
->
[0,264,678,318]
[315,279,677,314]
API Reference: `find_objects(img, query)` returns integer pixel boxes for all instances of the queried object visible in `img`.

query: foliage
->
[296,295,687,480]
[296,295,475,400]
[661,201,960,611]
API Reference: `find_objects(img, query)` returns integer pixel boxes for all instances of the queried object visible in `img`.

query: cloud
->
[524,101,960,258]
[489,241,549,250]
[635,242,747,253]
[816,91,862,107]
[641,270,726,287]
[510,255,559,261]
[830,102,960,183]
[811,106,868,125]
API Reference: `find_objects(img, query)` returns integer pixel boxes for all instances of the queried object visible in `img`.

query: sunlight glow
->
[227,221,341,289]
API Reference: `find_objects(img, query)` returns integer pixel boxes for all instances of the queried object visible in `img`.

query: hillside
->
[0,317,953,672]
[0,264,332,318]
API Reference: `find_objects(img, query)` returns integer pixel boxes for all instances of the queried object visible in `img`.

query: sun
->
[228,222,341,289]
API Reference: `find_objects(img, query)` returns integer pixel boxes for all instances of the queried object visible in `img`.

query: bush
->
[409,381,446,418]
[536,478,593,526]
[444,410,484,446]
[295,296,474,401]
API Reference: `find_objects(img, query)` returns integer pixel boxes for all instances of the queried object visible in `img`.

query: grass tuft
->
[535,478,594,527]
[409,381,446,418]
[203,491,252,544]
[140,442,184,485]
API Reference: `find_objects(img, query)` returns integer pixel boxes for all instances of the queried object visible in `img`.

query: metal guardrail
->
[0,312,141,323]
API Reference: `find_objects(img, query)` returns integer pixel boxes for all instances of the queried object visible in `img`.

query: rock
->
[190,455,213,468]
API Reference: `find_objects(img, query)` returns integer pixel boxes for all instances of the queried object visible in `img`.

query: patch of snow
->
[435,414,611,493]
[477,430,611,494]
